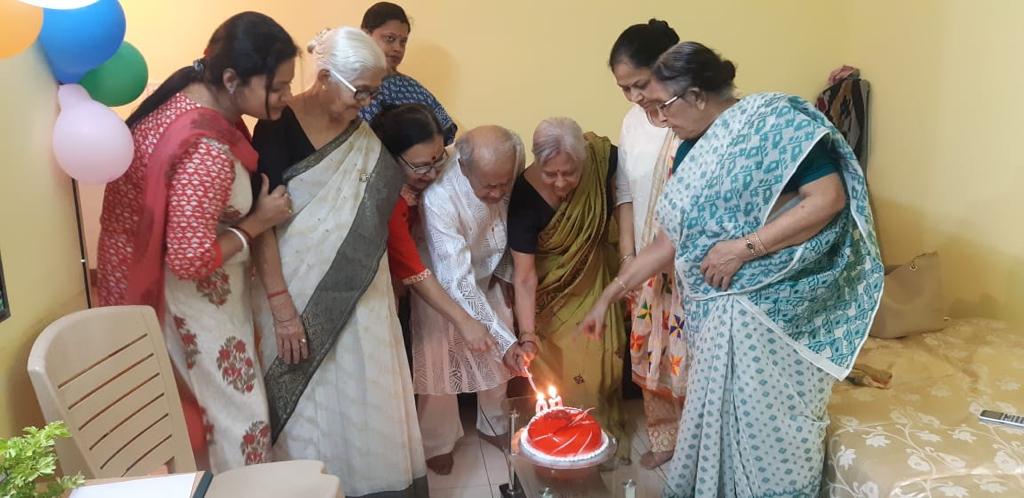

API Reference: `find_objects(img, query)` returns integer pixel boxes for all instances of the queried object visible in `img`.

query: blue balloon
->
[38,0,126,83]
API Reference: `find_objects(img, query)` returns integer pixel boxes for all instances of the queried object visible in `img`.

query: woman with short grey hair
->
[507,116,633,465]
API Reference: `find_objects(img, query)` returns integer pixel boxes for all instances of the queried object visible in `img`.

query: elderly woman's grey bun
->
[654,41,736,96]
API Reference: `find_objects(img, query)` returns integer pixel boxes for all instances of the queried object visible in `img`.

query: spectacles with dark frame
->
[400,148,448,176]
[331,70,380,102]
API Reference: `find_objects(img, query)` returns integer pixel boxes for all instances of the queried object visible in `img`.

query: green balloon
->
[80,41,148,107]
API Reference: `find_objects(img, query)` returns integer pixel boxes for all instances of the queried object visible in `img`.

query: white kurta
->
[411,155,518,395]
[254,124,425,497]
[618,104,676,248]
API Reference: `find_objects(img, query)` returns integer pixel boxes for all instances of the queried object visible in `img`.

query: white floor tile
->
[429,485,495,498]
[427,438,490,490]
[479,440,512,486]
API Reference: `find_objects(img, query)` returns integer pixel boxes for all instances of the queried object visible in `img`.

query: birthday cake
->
[519,407,610,466]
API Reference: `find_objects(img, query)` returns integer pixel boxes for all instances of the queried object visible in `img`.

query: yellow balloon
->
[0,0,43,58]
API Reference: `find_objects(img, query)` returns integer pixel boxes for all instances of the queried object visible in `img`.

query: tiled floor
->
[428,398,668,498]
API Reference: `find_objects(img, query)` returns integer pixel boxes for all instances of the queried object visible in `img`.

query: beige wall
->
[839,1,1024,325]
[78,0,846,267]
[3,0,1019,435]
[0,47,89,436]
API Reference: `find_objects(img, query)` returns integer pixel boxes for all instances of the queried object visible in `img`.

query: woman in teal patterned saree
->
[582,42,884,497]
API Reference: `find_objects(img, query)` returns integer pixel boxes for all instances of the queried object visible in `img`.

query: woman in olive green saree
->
[508,117,631,462]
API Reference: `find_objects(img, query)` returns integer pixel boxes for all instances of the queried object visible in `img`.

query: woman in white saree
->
[251,27,427,498]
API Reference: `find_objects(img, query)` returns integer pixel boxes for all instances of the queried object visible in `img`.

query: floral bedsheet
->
[824,319,1024,497]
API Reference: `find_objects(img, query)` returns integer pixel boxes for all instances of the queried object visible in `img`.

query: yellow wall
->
[0,47,89,436]
[3,2,1017,438]
[839,1,1024,325]
[120,0,843,140]
[80,0,844,263]
[81,0,1022,326]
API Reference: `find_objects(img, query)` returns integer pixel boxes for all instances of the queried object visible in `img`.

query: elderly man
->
[411,125,534,475]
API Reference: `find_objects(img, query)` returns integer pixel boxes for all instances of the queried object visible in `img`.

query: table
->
[486,396,659,498]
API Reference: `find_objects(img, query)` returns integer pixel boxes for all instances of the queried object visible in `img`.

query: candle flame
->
[547,385,557,398]
[536,392,545,401]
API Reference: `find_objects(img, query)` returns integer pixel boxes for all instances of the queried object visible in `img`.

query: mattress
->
[824,318,1024,497]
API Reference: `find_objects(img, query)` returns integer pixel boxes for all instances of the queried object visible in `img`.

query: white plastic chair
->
[27,305,343,497]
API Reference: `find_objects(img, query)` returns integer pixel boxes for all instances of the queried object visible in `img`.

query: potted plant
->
[0,421,83,498]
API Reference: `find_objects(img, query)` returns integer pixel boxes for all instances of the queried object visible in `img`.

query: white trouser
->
[417,383,508,458]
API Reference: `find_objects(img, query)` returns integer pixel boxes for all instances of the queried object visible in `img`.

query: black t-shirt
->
[507,146,618,254]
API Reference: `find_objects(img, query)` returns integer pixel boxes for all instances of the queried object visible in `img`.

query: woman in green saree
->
[508,117,631,464]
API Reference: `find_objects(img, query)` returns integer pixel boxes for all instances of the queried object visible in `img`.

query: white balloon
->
[17,0,100,9]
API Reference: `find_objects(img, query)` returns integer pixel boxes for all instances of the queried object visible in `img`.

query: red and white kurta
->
[96,93,271,471]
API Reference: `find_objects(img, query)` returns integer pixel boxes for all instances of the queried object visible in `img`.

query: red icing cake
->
[521,407,608,464]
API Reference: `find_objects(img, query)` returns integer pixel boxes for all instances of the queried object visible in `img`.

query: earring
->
[228,85,237,95]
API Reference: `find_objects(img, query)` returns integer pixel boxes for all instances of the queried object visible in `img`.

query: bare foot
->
[640,450,673,469]
[426,453,454,475]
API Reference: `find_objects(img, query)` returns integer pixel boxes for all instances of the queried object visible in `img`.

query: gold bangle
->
[619,253,635,265]
[751,232,768,257]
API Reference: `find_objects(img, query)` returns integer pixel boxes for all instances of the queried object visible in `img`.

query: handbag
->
[868,251,948,339]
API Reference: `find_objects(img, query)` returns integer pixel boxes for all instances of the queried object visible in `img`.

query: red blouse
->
[387,189,431,286]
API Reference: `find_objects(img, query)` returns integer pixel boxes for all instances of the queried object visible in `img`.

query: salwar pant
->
[643,389,683,453]
[417,383,508,458]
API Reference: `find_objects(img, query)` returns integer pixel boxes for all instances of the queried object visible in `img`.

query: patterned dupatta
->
[656,93,884,378]
[124,108,257,320]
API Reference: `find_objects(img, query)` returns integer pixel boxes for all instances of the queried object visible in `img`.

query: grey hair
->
[307,26,386,82]
[653,41,737,99]
[456,127,526,173]
[532,117,586,166]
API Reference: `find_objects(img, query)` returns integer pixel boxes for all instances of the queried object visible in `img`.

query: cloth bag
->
[869,252,947,339]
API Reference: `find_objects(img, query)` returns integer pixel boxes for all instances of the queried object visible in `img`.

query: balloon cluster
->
[2,0,148,183]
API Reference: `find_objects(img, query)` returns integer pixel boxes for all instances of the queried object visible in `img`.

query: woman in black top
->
[506,116,633,464]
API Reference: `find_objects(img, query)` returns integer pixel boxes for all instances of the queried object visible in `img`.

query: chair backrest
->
[27,306,196,478]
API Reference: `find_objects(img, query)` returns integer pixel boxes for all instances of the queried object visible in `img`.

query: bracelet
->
[266,289,289,300]
[234,225,255,245]
[743,232,768,259]
[619,253,635,265]
[518,332,540,344]
[225,227,249,254]
[273,314,300,324]
[751,232,768,257]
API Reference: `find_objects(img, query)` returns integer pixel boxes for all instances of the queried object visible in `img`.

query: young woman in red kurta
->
[95,13,297,471]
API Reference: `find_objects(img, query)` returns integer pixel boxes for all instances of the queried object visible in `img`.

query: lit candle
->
[547,385,563,409]
[535,392,548,413]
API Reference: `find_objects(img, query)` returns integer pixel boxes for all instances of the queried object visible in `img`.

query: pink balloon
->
[57,84,92,109]
[53,84,134,184]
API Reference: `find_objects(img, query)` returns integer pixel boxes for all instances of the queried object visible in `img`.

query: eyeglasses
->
[644,106,670,128]
[656,94,681,114]
[400,148,448,176]
[330,70,379,103]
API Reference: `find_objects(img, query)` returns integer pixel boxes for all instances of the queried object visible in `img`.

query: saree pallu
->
[656,93,884,497]
[254,122,427,498]
[530,133,630,459]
